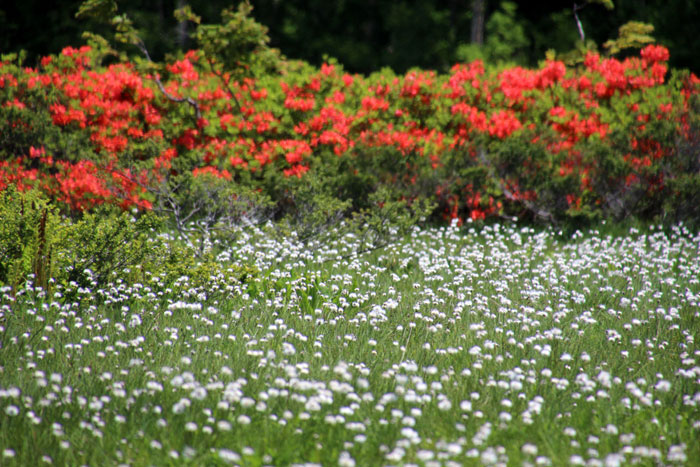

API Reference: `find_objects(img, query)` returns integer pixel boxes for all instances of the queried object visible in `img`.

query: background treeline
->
[2,0,699,74]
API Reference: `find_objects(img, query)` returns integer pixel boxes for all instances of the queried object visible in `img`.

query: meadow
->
[1,220,698,466]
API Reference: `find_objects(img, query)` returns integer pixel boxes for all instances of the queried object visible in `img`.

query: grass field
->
[1,221,699,466]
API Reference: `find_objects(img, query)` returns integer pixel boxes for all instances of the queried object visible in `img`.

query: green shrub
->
[151,240,257,293]
[58,207,164,289]
[0,186,63,291]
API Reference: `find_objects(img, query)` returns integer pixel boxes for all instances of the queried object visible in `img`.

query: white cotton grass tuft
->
[0,222,697,465]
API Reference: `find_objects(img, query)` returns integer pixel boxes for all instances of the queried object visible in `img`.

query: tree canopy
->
[1,0,698,73]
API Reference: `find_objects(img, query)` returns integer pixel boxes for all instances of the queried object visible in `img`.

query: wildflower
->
[522,443,538,455]
[218,449,241,463]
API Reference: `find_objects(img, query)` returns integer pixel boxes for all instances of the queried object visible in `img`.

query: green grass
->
[1,221,699,466]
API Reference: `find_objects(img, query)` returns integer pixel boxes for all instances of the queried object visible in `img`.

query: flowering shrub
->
[1,41,698,226]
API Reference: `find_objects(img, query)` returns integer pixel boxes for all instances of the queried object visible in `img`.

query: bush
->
[0,185,164,293]
[0,186,63,291]
[0,184,256,296]
[58,206,163,289]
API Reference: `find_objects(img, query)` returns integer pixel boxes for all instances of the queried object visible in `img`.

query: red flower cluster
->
[0,43,696,223]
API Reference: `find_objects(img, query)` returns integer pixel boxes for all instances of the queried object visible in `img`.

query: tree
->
[1,0,699,73]
[471,0,485,45]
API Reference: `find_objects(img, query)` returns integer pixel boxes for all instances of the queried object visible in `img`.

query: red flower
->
[537,60,566,89]
[640,45,670,65]
[192,166,231,180]
[321,63,335,76]
[283,164,309,178]
[488,110,522,139]
[361,96,389,112]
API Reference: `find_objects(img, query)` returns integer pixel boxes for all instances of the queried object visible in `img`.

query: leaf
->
[174,5,201,25]
[75,0,117,21]
[590,0,615,10]
[603,21,655,55]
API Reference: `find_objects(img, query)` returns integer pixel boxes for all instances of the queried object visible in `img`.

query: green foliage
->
[548,39,598,66]
[662,174,700,228]
[59,207,163,289]
[0,186,63,291]
[456,1,529,65]
[603,21,655,55]
[153,240,257,291]
[187,2,282,79]
[345,187,435,255]
[661,76,700,228]
[150,171,274,256]
[274,171,352,244]
[75,0,117,21]
[271,164,435,258]
[591,0,615,10]
[0,184,257,297]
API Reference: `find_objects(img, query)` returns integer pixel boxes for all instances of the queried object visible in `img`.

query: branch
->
[206,57,246,120]
[134,39,202,120]
[477,148,555,223]
[573,3,586,42]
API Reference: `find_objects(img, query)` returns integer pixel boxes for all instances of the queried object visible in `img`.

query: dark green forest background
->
[1,0,699,73]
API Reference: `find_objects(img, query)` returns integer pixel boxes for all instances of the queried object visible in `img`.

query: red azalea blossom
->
[640,45,670,65]
[0,43,695,223]
[192,166,231,180]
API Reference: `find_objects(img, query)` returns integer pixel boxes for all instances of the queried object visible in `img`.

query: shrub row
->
[1,43,699,227]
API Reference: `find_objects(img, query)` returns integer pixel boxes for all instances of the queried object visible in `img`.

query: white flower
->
[147,381,163,392]
[480,448,498,465]
[522,443,538,455]
[190,387,207,400]
[282,342,296,355]
[217,420,232,431]
[172,398,191,414]
[654,379,671,392]
[338,451,356,467]
[218,449,241,463]
[128,314,142,327]
[438,399,452,411]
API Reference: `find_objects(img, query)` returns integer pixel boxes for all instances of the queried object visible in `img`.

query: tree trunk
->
[176,0,188,49]
[471,0,485,44]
